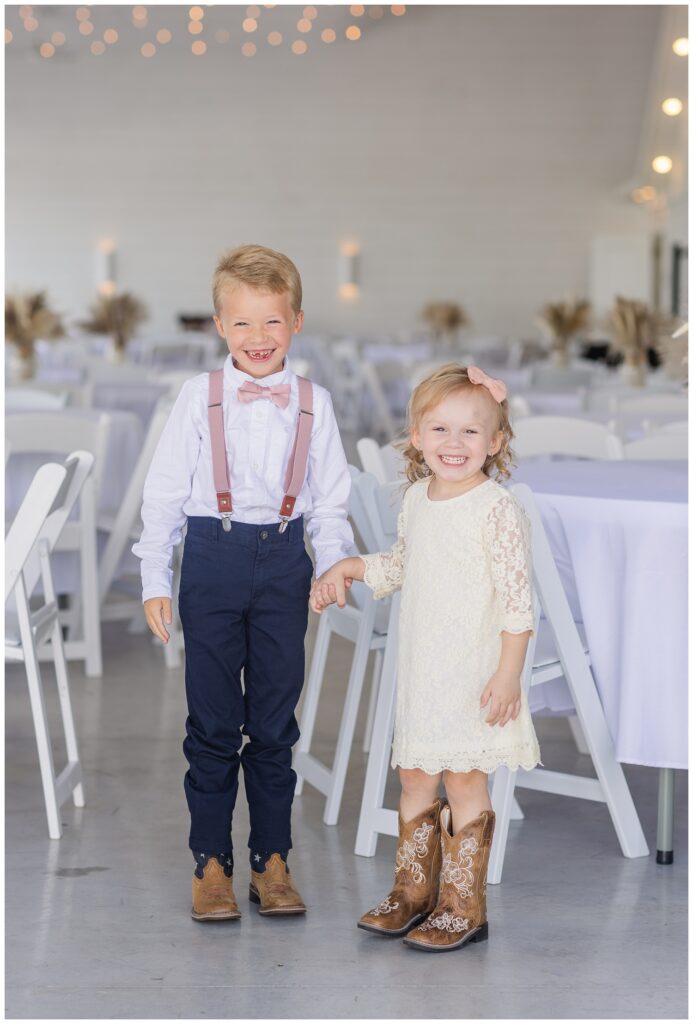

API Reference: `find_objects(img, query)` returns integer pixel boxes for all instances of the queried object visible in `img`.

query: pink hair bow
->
[466,366,508,403]
[237,380,291,409]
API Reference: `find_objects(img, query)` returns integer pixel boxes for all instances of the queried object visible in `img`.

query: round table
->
[512,458,687,861]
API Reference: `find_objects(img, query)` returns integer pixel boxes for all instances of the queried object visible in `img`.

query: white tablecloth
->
[512,460,687,769]
[6,409,143,592]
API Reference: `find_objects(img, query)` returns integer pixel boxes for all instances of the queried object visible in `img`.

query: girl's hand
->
[310,566,353,613]
[480,670,522,727]
[144,597,172,644]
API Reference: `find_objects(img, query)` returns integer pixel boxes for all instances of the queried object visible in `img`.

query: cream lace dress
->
[361,476,542,775]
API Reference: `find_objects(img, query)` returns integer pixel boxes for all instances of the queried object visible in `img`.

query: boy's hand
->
[480,670,522,727]
[144,597,172,644]
[309,567,352,614]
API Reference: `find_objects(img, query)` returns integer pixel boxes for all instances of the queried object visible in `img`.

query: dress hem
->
[392,755,544,776]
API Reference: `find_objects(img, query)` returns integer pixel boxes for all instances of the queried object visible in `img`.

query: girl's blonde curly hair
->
[397,363,515,485]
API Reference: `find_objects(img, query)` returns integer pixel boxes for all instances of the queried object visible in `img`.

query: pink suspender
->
[207,369,314,533]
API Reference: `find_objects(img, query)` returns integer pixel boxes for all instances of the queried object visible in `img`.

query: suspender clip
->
[278,517,289,534]
[222,515,232,533]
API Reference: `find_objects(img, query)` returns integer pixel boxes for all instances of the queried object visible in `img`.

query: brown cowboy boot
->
[249,854,306,915]
[357,798,444,937]
[191,856,241,922]
[403,804,495,951]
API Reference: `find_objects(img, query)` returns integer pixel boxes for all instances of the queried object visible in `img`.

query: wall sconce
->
[96,238,117,296]
[338,241,360,300]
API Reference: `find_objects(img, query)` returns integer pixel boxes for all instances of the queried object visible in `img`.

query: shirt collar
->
[223,354,292,389]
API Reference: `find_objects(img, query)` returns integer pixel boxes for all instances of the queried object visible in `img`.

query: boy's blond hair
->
[399,363,515,484]
[212,244,303,316]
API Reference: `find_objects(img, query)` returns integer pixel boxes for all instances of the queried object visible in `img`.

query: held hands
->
[144,597,172,644]
[309,565,353,614]
[480,669,522,727]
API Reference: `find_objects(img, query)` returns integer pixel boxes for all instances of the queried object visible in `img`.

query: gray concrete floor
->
[5,616,688,1019]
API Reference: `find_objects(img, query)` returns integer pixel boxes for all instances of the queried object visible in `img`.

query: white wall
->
[5,4,663,338]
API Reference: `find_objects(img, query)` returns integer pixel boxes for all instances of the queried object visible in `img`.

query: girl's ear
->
[488,429,504,456]
[410,427,421,451]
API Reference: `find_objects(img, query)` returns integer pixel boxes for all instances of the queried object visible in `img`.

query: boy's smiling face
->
[213,282,303,379]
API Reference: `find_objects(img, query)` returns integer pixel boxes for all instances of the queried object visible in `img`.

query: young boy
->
[133,244,353,921]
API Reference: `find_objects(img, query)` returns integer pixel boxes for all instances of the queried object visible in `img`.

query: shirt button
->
[260,530,269,540]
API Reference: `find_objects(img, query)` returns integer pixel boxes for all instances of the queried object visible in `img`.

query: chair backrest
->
[6,388,68,410]
[645,418,688,435]
[98,405,170,601]
[5,412,111,498]
[356,438,406,484]
[348,466,381,553]
[528,365,597,391]
[509,395,532,419]
[611,393,688,416]
[5,462,67,602]
[622,432,688,460]
[512,416,624,460]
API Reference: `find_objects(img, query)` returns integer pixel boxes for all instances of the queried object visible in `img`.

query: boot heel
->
[470,921,488,943]
[248,886,261,905]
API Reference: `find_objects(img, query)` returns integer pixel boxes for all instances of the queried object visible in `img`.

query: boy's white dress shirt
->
[132,356,354,601]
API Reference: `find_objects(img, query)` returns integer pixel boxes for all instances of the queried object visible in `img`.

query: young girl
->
[310,363,541,952]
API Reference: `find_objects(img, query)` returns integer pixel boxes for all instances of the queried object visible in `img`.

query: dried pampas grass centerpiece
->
[608,296,655,386]
[421,301,468,347]
[80,291,148,363]
[536,298,591,368]
[5,291,65,380]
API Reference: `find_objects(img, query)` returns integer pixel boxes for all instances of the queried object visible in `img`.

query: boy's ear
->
[213,315,225,340]
[293,310,304,334]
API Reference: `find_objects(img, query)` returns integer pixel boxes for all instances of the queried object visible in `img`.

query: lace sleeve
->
[361,508,406,600]
[486,494,534,635]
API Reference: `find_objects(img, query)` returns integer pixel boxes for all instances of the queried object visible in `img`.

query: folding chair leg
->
[355,594,400,857]
[51,619,85,809]
[488,765,518,884]
[567,714,590,755]
[294,613,333,796]
[22,639,63,839]
[323,599,376,825]
[362,648,383,753]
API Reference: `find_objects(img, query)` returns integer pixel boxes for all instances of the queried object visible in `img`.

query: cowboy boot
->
[249,853,307,915]
[357,798,444,937]
[191,854,241,922]
[403,804,495,952]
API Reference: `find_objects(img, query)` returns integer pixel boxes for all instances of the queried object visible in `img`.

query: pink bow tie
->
[466,366,508,403]
[237,380,291,409]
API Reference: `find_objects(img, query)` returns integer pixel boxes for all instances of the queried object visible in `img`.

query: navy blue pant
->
[178,515,312,853]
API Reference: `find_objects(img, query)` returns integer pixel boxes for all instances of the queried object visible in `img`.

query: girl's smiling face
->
[213,282,303,379]
[411,388,504,493]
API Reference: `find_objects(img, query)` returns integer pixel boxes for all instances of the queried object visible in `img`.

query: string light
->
[76,7,91,21]
[242,41,256,56]
[104,29,119,43]
[246,5,261,16]
[321,28,336,42]
[350,4,365,14]
[188,20,203,34]
[662,97,683,116]
[23,17,38,31]
[5,29,13,43]
[390,5,406,15]
[91,40,106,55]
[291,39,307,54]
[39,42,55,57]
[189,5,204,18]
[192,39,206,54]
[652,155,672,174]
[672,37,688,56]
[303,5,317,17]
[297,18,312,32]
[19,6,32,18]
[157,29,172,44]
[243,18,258,32]
[268,31,283,45]
[346,25,361,40]
[51,31,66,45]
[141,42,156,57]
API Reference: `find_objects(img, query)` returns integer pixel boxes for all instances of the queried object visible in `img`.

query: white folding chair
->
[98,404,171,627]
[294,469,391,825]
[6,413,111,677]
[608,392,688,417]
[644,419,688,434]
[353,481,649,879]
[513,416,624,460]
[509,395,532,419]
[6,453,93,838]
[528,364,597,391]
[622,432,688,460]
[6,388,68,410]
[356,437,404,484]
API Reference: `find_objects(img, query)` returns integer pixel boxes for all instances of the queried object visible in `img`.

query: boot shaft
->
[439,805,495,926]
